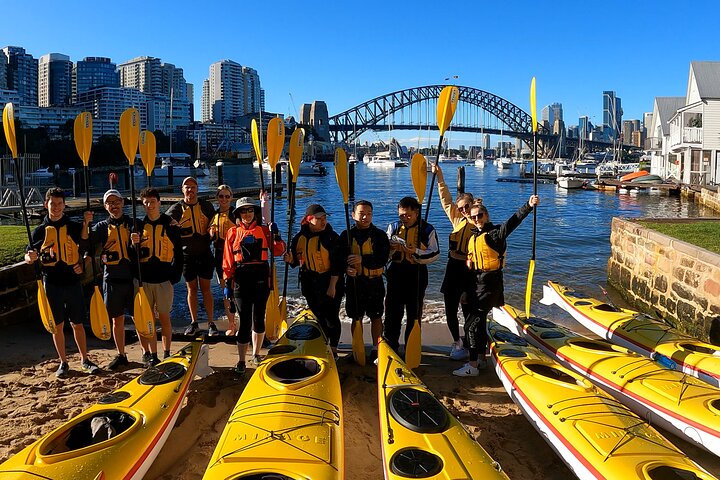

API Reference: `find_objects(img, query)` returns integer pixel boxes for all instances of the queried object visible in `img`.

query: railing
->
[644,137,662,151]
[669,127,703,148]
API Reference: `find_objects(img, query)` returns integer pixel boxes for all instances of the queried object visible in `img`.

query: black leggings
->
[464,309,489,362]
[384,265,428,352]
[441,257,472,343]
[301,273,342,348]
[233,265,269,344]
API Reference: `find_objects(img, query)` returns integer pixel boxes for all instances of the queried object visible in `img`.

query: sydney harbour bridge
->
[325,85,613,154]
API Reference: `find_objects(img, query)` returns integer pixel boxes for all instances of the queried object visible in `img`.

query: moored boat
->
[376,339,509,480]
[488,320,717,480]
[541,281,720,388]
[202,310,344,479]
[556,176,585,189]
[493,304,720,457]
[0,342,205,480]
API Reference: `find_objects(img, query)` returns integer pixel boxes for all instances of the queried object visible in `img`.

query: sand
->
[2,318,720,479]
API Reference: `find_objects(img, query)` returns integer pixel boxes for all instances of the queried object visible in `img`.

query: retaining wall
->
[608,217,720,340]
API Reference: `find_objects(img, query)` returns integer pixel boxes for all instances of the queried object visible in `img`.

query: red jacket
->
[222,220,285,280]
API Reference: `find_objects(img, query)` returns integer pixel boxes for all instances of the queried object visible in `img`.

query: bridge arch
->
[328,85,548,145]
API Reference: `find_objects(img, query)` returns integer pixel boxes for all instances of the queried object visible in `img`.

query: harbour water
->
[163,161,717,330]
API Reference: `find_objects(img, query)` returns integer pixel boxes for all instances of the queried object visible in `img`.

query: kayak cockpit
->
[39,410,137,457]
[267,358,321,385]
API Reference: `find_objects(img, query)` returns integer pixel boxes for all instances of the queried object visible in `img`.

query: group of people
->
[25,168,538,379]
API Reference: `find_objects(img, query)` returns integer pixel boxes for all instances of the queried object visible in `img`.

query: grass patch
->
[639,221,720,254]
[0,226,28,267]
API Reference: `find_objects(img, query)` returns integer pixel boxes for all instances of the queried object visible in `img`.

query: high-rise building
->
[541,103,563,130]
[74,86,148,138]
[1,46,38,106]
[72,57,120,103]
[578,116,591,139]
[38,53,72,107]
[201,60,263,123]
[0,50,7,90]
[186,83,194,120]
[482,133,490,150]
[603,91,622,139]
[118,56,163,94]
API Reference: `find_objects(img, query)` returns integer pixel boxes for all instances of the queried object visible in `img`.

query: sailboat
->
[496,126,513,169]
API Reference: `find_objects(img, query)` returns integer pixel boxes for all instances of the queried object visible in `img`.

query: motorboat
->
[556,177,585,189]
[366,150,408,167]
[496,157,513,169]
[28,167,55,179]
[135,157,209,177]
[298,161,327,176]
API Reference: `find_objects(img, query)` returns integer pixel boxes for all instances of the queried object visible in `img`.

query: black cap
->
[305,204,327,217]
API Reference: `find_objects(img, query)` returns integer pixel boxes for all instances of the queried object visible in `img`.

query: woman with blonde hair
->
[209,184,237,335]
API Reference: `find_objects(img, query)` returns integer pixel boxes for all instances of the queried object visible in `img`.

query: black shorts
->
[44,280,86,325]
[104,280,135,319]
[183,250,215,282]
[345,276,385,320]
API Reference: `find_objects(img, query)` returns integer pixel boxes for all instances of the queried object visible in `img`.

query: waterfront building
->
[38,53,72,107]
[0,50,7,90]
[72,57,119,103]
[646,97,687,180]
[1,46,38,106]
[201,60,264,123]
[665,61,720,185]
[74,86,148,139]
[8,105,81,138]
[603,91,622,141]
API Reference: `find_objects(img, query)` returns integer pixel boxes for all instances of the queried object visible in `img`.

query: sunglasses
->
[457,203,471,211]
[470,212,485,220]
[218,194,231,199]
[239,207,254,214]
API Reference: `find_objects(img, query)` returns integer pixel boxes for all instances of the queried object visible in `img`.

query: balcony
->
[644,136,662,151]
[669,127,702,148]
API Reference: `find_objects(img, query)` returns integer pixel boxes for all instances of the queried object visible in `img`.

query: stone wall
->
[0,261,41,329]
[608,217,720,339]
[699,187,720,213]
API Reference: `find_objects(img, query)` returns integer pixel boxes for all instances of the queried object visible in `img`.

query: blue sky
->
[4,0,720,145]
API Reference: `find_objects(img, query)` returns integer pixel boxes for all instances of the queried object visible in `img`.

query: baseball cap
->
[181,176,198,186]
[103,189,123,203]
[235,197,257,209]
[305,204,327,217]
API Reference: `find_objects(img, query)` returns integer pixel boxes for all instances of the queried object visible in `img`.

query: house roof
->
[690,61,720,99]
[654,97,685,134]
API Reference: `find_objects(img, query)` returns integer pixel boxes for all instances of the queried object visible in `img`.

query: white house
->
[646,96,685,179]
[666,61,720,185]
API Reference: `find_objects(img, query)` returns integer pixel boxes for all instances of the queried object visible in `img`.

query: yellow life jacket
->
[391,223,427,264]
[139,223,174,264]
[178,202,210,238]
[448,218,474,256]
[467,232,505,272]
[40,225,79,267]
[211,210,235,247]
[102,223,131,266]
[296,234,331,274]
[351,236,384,278]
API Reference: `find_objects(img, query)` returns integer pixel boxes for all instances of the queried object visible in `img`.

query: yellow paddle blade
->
[279,297,288,336]
[139,130,157,175]
[133,287,155,339]
[525,259,536,317]
[265,266,281,340]
[334,148,349,203]
[90,286,111,341]
[119,108,140,165]
[352,321,366,366]
[289,128,305,182]
[36,279,55,334]
[411,153,428,204]
[266,117,285,170]
[2,103,18,158]
[405,321,422,369]
[251,118,262,164]
[530,77,538,134]
[436,86,459,136]
[73,112,93,166]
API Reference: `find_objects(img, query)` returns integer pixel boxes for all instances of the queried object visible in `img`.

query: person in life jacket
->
[284,204,344,355]
[209,185,237,336]
[24,187,98,378]
[385,196,440,353]
[166,177,218,337]
[130,188,183,367]
[84,189,138,371]
[453,194,539,378]
[335,200,390,362]
[223,196,285,374]
[431,164,475,361]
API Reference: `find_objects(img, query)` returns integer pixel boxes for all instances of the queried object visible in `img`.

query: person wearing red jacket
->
[222,197,285,374]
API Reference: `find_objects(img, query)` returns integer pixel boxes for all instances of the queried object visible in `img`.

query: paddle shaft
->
[531,131,537,260]
[12,159,33,246]
[282,181,296,297]
[83,166,100,281]
[128,168,144,286]
[424,133,445,222]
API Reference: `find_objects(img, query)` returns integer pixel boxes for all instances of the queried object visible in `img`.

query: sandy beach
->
[2,317,720,479]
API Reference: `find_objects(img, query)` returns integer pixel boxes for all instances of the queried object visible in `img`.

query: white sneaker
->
[453,362,480,377]
[449,342,469,361]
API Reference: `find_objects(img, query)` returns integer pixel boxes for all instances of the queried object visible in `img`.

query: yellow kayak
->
[488,319,716,480]
[494,303,720,457]
[203,309,343,480]
[376,340,509,480]
[542,281,720,387]
[0,342,204,480]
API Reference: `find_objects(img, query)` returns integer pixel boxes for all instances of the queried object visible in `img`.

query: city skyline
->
[3,0,719,144]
